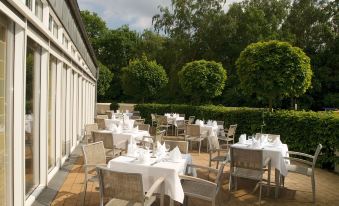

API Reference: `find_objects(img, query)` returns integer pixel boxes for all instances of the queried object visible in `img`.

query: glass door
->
[48,55,57,171]
[25,37,41,196]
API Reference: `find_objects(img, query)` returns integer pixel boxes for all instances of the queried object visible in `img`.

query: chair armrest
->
[186,164,219,173]
[179,175,217,188]
[286,151,314,159]
[145,177,165,199]
[84,164,107,169]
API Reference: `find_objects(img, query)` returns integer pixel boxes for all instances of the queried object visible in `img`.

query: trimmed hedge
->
[135,103,339,169]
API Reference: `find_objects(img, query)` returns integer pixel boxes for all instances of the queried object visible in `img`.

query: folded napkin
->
[195,119,200,125]
[212,121,217,127]
[207,120,212,126]
[169,146,182,162]
[251,138,261,148]
[238,134,247,144]
[138,149,150,163]
[156,141,166,156]
[116,110,120,113]
[127,142,138,156]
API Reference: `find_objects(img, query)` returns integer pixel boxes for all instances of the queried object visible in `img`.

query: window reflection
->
[48,55,56,170]
[25,38,41,195]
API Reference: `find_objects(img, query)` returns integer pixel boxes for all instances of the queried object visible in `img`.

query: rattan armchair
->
[207,135,229,169]
[282,144,322,203]
[138,124,150,133]
[230,147,271,205]
[134,118,145,126]
[95,115,109,129]
[175,119,186,137]
[92,131,123,159]
[96,166,165,206]
[186,116,195,124]
[180,162,226,206]
[164,140,189,154]
[151,113,157,126]
[185,124,206,155]
[156,115,171,136]
[82,142,107,206]
[218,124,237,147]
[84,123,98,144]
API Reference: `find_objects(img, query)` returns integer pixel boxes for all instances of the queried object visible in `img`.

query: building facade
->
[0,0,97,205]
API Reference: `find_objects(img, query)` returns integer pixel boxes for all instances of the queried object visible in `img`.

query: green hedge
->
[135,103,339,169]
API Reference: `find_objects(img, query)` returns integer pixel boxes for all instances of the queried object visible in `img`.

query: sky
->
[77,0,242,32]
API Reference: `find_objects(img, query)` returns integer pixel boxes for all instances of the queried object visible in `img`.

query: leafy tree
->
[97,62,113,101]
[178,60,227,103]
[236,40,312,111]
[121,56,168,102]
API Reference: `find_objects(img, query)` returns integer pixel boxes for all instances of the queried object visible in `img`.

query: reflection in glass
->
[48,55,56,170]
[35,0,43,21]
[61,65,67,156]
[25,38,40,195]
[0,20,7,206]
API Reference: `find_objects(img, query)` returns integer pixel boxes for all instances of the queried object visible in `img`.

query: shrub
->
[178,60,227,103]
[110,102,119,110]
[135,103,339,169]
[121,55,168,102]
[236,40,312,111]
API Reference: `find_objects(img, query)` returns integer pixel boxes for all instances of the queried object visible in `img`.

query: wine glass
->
[165,144,171,152]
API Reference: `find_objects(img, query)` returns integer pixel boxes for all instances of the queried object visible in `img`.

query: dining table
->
[230,139,289,198]
[107,153,193,205]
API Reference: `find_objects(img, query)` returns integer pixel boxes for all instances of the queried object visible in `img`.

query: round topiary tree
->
[178,60,227,103]
[121,55,168,102]
[236,40,312,111]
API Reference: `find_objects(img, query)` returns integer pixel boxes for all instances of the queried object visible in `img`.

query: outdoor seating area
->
[49,110,339,206]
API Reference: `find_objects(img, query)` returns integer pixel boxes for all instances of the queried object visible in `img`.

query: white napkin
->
[239,134,246,144]
[156,141,166,155]
[138,149,150,164]
[127,142,138,156]
[195,119,200,125]
[133,126,139,132]
[207,120,212,126]
[251,138,261,148]
[116,110,120,113]
[111,114,116,119]
[212,121,217,127]
[169,146,182,162]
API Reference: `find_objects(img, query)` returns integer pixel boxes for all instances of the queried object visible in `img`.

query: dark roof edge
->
[68,0,98,68]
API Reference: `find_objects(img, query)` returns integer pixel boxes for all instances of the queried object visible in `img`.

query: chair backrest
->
[96,166,145,206]
[92,131,114,149]
[82,141,106,166]
[130,115,141,120]
[134,119,145,126]
[186,124,200,137]
[133,111,140,116]
[312,144,322,168]
[105,111,112,119]
[227,124,237,137]
[164,140,189,154]
[95,117,107,129]
[96,115,109,119]
[176,120,186,128]
[188,116,195,124]
[138,124,150,132]
[217,121,224,126]
[85,123,98,135]
[151,113,156,121]
[156,115,167,125]
[230,147,263,171]
[179,114,185,118]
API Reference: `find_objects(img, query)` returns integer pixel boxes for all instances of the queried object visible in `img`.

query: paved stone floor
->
[49,141,339,206]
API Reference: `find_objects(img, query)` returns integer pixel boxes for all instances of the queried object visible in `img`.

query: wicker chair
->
[84,123,98,144]
[138,124,150,133]
[105,111,112,119]
[82,142,107,206]
[156,115,171,136]
[180,162,226,206]
[282,144,322,203]
[218,124,237,147]
[95,115,109,130]
[185,124,206,155]
[92,131,123,159]
[164,140,189,154]
[207,135,228,169]
[179,113,186,118]
[175,120,186,136]
[216,121,224,137]
[230,147,271,205]
[134,119,145,126]
[96,166,165,206]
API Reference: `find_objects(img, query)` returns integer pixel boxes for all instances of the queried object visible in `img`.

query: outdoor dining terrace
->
[35,107,339,206]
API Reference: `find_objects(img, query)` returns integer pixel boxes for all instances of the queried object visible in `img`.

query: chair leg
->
[198,141,201,155]
[267,167,271,196]
[82,180,88,206]
[209,153,212,167]
[259,182,262,206]
[311,174,316,203]
[216,161,219,169]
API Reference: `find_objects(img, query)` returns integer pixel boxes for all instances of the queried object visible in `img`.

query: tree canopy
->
[178,60,227,103]
[236,40,312,111]
[121,56,168,102]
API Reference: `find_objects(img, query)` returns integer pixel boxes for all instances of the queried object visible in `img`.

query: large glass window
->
[61,64,67,156]
[26,0,32,10]
[48,55,56,171]
[25,38,41,196]
[34,0,43,21]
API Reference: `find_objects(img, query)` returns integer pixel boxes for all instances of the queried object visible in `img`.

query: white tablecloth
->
[104,119,135,130]
[231,141,289,176]
[164,114,185,126]
[108,154,192,203]
[200,124,219,137]
[97,129,150,145]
